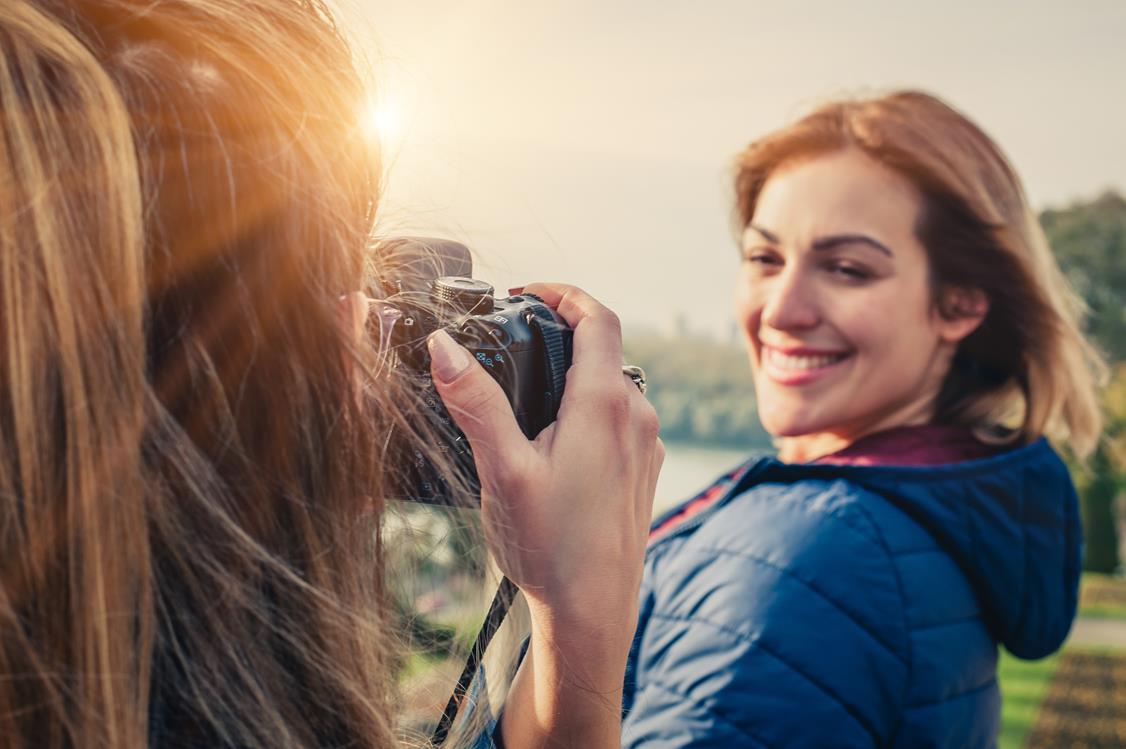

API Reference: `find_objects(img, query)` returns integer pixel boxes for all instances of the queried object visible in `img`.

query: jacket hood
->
[749,438,1081,659]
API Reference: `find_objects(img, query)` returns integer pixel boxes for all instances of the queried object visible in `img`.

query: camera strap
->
[430,576,519,746]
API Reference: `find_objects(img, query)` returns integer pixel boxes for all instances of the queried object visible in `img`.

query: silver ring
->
[622,364,647,395]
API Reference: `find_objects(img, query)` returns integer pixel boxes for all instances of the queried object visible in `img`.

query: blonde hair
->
[734,90,1105,457]
[0,1,464,746]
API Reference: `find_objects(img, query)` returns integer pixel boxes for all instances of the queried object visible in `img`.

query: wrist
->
[499,615,629,749]
[523,590,639,654]
[521,596,638,704]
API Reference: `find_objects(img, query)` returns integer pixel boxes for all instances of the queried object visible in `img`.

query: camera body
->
[372,238,573,504]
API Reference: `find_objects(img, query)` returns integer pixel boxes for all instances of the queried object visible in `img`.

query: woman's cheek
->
[733,300,759,350]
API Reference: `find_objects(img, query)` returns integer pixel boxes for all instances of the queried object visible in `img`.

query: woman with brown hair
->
[621,91,1103,748]
[0,1,660,747]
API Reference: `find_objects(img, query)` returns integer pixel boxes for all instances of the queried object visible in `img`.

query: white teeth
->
[766,349,847,371]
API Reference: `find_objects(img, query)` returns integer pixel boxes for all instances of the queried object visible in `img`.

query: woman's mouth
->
[761,346,852,385]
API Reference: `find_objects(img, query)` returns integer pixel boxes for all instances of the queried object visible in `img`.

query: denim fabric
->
[459,664,499,749]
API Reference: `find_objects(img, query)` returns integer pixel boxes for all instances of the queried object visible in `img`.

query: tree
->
[622,332,772,449]
[1077,444,1122,573]
[1042,191,1126,362]
[1042,193,1126,572]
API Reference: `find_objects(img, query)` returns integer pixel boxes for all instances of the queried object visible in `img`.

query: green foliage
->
[1076,445,1122,573]
[998,649,1061,749]
[1043,193,1126,573]
[623,332,772,449]
[1104,363,1126,465]
[1042,191,1126,362]
[1075,362,1126,572]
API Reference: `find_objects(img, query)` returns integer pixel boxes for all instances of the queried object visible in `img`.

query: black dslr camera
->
[370,237,573,505]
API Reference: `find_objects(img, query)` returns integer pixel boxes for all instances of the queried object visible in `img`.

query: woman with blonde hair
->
[621,91,1102,748]
[0,1,660,747]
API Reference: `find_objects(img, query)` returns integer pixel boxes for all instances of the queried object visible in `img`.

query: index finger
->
[523,283,623,391]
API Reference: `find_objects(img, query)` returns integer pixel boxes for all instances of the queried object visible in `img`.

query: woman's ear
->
[936,286,989,344]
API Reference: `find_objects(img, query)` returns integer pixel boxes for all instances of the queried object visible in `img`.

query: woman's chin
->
[757,405,833,439]
[765,423,821,440]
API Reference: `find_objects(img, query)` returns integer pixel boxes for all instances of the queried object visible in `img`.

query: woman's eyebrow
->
[746,225,894,257]
[811,234,893,257]
[745,224,780,243]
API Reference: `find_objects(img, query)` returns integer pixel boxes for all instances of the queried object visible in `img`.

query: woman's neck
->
[777,400,937,463]
[777,433,852,463]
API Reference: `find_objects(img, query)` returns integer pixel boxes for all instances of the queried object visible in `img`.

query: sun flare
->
[362,100,401,147]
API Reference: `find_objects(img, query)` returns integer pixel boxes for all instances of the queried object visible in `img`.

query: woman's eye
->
[742,249,781,267]
[825,261,871,281]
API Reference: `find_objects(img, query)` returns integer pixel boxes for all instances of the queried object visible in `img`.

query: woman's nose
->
[761,268,819,332]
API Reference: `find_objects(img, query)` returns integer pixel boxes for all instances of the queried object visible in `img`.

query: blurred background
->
[338,1,1126,744]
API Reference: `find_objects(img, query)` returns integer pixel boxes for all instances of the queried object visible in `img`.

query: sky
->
[337,0,1126,338]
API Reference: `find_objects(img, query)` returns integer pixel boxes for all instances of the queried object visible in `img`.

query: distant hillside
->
[622,332,771,449]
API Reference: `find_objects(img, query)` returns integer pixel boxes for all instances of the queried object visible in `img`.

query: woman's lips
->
[761,345,852,385]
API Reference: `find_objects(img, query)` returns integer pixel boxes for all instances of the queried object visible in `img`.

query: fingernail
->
[508,286,525,296]
[428,329,472,383]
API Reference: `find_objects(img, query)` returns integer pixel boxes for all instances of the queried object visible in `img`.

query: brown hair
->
[734,90,1105,456]
[0,1,451,746]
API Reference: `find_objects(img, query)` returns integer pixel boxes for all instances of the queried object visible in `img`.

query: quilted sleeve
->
[622,482,911,748]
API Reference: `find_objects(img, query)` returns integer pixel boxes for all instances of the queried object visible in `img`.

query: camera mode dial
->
[433,276,494,315]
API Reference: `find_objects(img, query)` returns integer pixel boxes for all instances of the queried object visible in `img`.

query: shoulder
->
[652,476,909,633]
[631,477,912,746]
[712,475,890,544]
[649,475,902,592]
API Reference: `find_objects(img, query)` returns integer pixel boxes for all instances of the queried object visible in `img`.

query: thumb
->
[427,330,531,482]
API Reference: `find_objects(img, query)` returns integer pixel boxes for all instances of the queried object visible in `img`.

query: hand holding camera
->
[429,282,662,610]
[371,238,662,745]
[371,237,660,608]
[430,281,663,747]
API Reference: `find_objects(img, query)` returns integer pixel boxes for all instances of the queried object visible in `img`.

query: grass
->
[997,574,1126,748]
[1079,603,1126,619]
[998,649,1062,749]
[1078,573,1126,620]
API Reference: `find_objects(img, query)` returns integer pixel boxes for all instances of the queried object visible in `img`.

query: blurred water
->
[654,442,766,515]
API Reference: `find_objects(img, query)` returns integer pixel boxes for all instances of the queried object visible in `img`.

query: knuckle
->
[442,381,502,438]
[488,462,528,499]
[571,380,630,422]
[592,307,623,337]
[552,282,580,296]
[525,281,568,298]
[637,403,661,442]
[600,388,632,426]
[447,379,494,420]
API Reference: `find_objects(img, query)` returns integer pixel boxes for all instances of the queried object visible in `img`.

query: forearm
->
[498,601,632,748]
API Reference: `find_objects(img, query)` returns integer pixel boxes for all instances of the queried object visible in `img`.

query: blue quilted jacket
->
[620,438,1081,748]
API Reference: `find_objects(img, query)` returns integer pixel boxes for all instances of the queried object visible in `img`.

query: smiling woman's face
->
[736,148,979,461]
